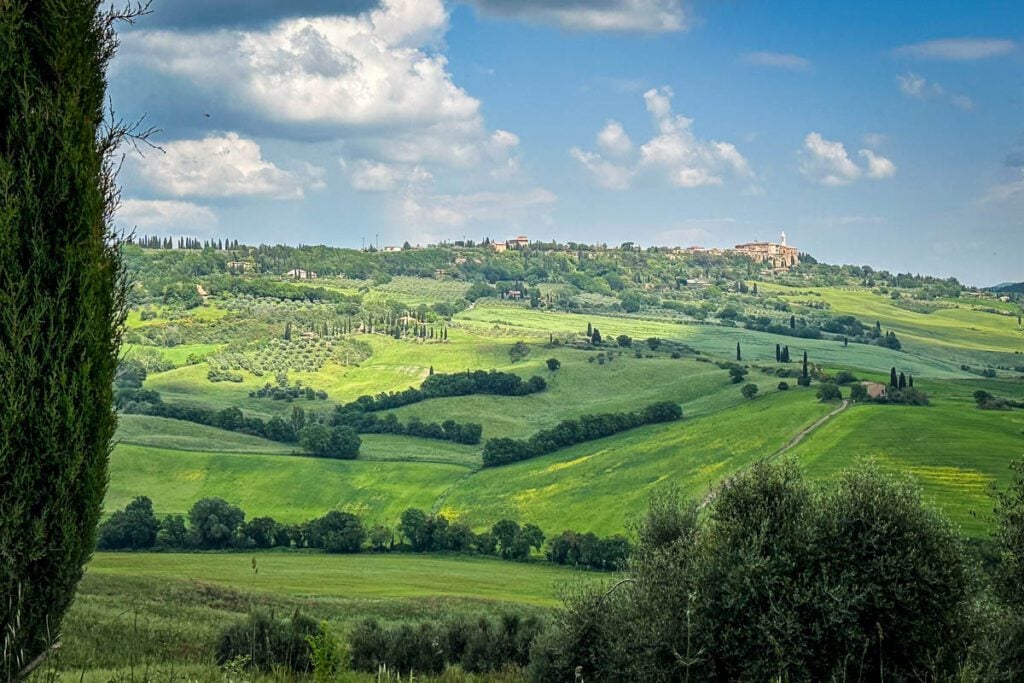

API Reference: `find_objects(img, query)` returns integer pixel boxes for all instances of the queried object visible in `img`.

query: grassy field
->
[792,397,1024,537]
[85,552,588,606]
[61,553,596,680]
[117,414,294,453]
[757,283,1024,358]
[107,444,467,524]
[440,389,833,535]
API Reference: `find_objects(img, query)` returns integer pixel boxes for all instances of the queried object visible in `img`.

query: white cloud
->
[894,38,1017,61]
[346,160,432,192]
[116,199,218,231]
[859,149,897,179]
[862,132,887,149]
[402,187,557,227]
[740,51,812,71]
[799,133,896,186]
[597,121,633,156]
[131,133,324,199]
[897,72,976,111]
[466,0,688,33]
[898,72,944,99]
[639,87,753,187]
[121,1,473,131]
[570,148,634,189]
[572,86,753,190]
[799,133,861,186]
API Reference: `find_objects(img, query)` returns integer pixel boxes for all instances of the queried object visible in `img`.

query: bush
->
[216,610,318,672]
[537,461,975,681]
[816,383,842,402]
[546,357,561,371]
[729,366,748,383]
[777,381,790,391]
[188,497,245,549]
[797,375,812,387]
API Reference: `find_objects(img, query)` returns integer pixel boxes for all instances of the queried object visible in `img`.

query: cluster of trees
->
[98,499,628,571]
[545,530,630,570]
[249,381,328,401]
[341,370,546,414]
[482,402,683,467]
[349,613,542,676]
[531,460,1024,681]
[974,390,1024,410]
[331,407,482,445]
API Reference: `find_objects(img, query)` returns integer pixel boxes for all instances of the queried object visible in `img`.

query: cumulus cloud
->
[894,38,1017,61]
[121,1,468,131]
[572,86,753,190]
[798,133,895,186]
[859,149,897,179]
[131,133,325,199]
[346,160,432,192]
[402,188,557,227]
[570,148,634,189]
[116,200,218,231]
[464,0,688,33]
[740,51,812,71]
[597,121,633,156]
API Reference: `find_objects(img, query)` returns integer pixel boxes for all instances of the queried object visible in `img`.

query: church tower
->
[780,231,787,246]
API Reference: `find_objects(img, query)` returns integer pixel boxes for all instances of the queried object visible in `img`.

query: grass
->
[85,552,588,606]
[60,553,597,680]
[107,444,467,524]
[791,394,1024,537]
[117,414,293,454]
[439,389,834,536]
[456,302,973,379]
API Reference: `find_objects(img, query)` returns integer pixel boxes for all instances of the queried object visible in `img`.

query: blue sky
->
[110,0,1023,284]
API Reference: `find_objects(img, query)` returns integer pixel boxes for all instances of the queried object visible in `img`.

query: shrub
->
[97,497,159,550]
[797,375,812,387]
[777,381,790,391]
[741,383,759,400]
[729,366,748,383]
[216,610,318,672]
[816,383,842,402]
[546,357,561,371]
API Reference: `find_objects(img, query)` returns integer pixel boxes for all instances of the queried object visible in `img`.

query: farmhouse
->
[286,268,317,280]
[733,232,800,269]
[382,245,402,253]
[508,235,529,249]
[491,241,508,253]
[226,260,253,272]
[863,382,888,399]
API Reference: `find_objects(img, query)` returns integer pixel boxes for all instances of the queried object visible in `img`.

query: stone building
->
[733,232,800,269]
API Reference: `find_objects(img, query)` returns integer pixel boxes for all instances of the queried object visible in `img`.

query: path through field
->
[699,399,850,509]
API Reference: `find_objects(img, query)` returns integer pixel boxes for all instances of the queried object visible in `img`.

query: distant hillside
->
[988,282,1024,294]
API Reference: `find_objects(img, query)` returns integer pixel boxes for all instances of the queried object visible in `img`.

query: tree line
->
[341,369,547,413]
[482,401,683,467]
[96,497,627,571]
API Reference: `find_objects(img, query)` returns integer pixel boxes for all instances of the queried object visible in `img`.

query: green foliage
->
[545,357,561,371]
[300,424,361,459]
[539,461,975,681]
[215,610,317,672]
[97,497,159,550]
[509,340,530,363]
[816,382,842,402]
[728,366,748,383]
[741,383,759,400]
[0,0,129,667]
[306,621,345,683]
[188,498,245,549]
[849,382,868,401]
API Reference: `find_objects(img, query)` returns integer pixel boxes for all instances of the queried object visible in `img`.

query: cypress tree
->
[790,315,796,329]
[909,375,914,387]
[802,351,809,378]
[890,367,899,388]
[898,372,907,390]
[844,336,848,347]
[1,0,133,670]
[736,342,742,361]
[587,321,593,337]
[775,343,781,362]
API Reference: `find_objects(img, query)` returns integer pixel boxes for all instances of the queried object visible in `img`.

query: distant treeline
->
[98,497,628,572]
[341,369,546,413]
[117,390,481,448]
[482,401,683,467]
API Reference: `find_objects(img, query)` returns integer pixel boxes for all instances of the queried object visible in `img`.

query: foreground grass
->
[59,553,594,680]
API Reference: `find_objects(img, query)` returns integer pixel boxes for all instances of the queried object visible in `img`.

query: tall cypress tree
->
[898,372,907,390]
[1,0,132,671]
[736,342,742,361]
[775,343,781,362]
[890,367,899,388]
[802,351,809,378]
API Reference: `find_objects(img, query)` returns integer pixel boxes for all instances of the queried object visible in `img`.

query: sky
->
[109,0,1024,285]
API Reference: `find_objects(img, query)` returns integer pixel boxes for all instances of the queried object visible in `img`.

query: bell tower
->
[780,231,787,246]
